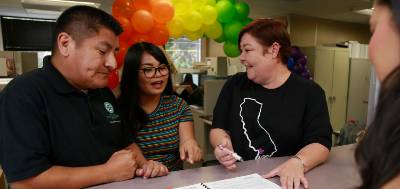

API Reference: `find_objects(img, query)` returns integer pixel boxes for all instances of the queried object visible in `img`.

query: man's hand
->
[179,139,202,164]
[136,160,169,179]
[103,149,138,182]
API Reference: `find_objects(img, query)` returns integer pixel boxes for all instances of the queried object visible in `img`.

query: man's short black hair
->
[52,5,123,53]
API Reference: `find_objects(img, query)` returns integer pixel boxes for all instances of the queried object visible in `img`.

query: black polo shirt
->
[0,56,133,182]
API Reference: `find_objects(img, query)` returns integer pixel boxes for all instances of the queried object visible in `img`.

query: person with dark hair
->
[0,6,140,188]
[355,0,400,188]
[119,42,202,172]
[210,19,332,189]
[177,73,199,104]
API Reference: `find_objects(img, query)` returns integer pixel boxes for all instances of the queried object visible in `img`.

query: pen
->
[217,144,244,162]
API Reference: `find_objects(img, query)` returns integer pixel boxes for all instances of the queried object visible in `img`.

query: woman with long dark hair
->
[355,0,400,188]
[119,42,202,177]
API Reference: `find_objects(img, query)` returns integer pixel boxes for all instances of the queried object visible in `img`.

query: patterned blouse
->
[135,95,193,170]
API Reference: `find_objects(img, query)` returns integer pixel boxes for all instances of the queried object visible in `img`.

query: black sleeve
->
[212,76,235,131]
[0,79,52,182]
[302,83,333,150]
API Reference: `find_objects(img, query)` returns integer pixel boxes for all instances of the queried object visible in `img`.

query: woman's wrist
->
[291,154,305,170]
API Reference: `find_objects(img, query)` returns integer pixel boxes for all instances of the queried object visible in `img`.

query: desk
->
[89,144,360,189]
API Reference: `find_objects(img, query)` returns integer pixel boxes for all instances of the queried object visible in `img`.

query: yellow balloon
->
[204,22,222,39]
[192,0,206,10]
[173,0,192,15]
[186,28,204,41]
[206,0,216,6]
[183,11,203,31]
[200,5,217,25]
[167,17,184,39]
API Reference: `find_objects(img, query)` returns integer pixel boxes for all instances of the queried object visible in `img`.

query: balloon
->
[116,47,127,69]
[242,17,253,26]
[214,32,225,43]
[186,28,204,41]
[192,0,206,10]
[131,33,150,44]
[167,17,184,38]
[174,0,192,15]
[235,2,249,20]
[217,0,235,3]
[149,25,170,45]
[108,70,119,89]
[223,41,240,57]
[182,11,203,31]
[216,0,236,23]
[152,0,175,23]
[132,0,151,11]
[204,22,222,39]
[200,5,217,25]
[206,0,216,6]
[112,0,135,18]
[223,21,243,43]
[130,10,154,33]
[115,16,133,34]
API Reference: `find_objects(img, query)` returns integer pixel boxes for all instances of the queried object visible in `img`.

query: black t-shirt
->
[212,72,332,160]
[0,56,133,182]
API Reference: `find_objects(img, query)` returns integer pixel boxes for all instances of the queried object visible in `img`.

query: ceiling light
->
[353,8,373,15]
[21,0,100,8]
[25,8,62,16]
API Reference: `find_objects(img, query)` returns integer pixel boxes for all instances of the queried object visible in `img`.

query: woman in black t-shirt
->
[210,19,332,189]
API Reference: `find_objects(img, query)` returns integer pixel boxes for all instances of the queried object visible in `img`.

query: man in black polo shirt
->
[0,6,167,188]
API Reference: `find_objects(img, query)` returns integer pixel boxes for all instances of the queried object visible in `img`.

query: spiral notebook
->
[174,173,281,189]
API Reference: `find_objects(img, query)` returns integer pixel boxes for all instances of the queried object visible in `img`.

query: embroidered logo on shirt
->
[104,102,114,114]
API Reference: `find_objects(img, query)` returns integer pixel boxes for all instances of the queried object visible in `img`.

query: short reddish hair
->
[238,18,291,64]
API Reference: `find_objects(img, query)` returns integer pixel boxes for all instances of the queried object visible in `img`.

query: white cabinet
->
[302,46,350,131]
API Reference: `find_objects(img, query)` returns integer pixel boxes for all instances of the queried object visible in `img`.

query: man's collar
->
[43,55,82,95]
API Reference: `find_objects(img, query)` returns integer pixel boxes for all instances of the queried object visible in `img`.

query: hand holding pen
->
[214,143,243,170]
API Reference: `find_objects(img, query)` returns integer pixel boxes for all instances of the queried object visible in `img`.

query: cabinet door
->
[314,48,335,116]
[330,49,349,131]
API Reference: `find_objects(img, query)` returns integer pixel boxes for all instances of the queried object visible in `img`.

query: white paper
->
[175,174,281,189]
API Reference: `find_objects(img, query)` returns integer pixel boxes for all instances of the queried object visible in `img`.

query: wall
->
[289,14,370,46]
[205,14,370,57]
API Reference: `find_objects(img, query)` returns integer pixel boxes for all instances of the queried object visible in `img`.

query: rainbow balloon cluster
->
[108,0,252,89]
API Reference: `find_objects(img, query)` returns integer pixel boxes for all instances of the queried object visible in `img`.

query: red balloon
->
[133,0,151,11]
[115,16,133,34]
[152,0,174,23]
[131,33,150,45]
[148,24,170,45]
[108,70,119,89]
[131,10,154,33]
[112,0,135,18]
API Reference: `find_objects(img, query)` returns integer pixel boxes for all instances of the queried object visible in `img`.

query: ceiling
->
[0,0,372,24]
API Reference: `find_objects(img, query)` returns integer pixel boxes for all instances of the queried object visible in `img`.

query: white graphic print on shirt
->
[239,98,278,159]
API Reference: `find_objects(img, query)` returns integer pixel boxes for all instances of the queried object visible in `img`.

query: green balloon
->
[224,41,240,57]
[217,0,235,3]
[242,17,253,26]
[216,0,236,23]
[224,21,243,43]
[214,33,225,43]
[235,2,250,20]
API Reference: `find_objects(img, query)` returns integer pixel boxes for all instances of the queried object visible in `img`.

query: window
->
[165,37,201,71]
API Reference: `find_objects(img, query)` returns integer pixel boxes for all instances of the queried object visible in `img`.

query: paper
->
[175,174,281,189]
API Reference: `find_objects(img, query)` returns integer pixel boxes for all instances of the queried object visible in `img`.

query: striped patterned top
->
[135,95,193,171]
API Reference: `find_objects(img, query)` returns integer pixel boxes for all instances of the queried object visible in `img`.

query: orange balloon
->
[115,16,133,33]
[133,0,151,11]
[131,10,154,33]
[131,33,150,45]
[152,0,174,23]
[112,0,135,18]
[149,24,170,45]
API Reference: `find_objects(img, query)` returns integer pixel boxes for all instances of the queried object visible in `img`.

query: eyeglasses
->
[139,64,169,78]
